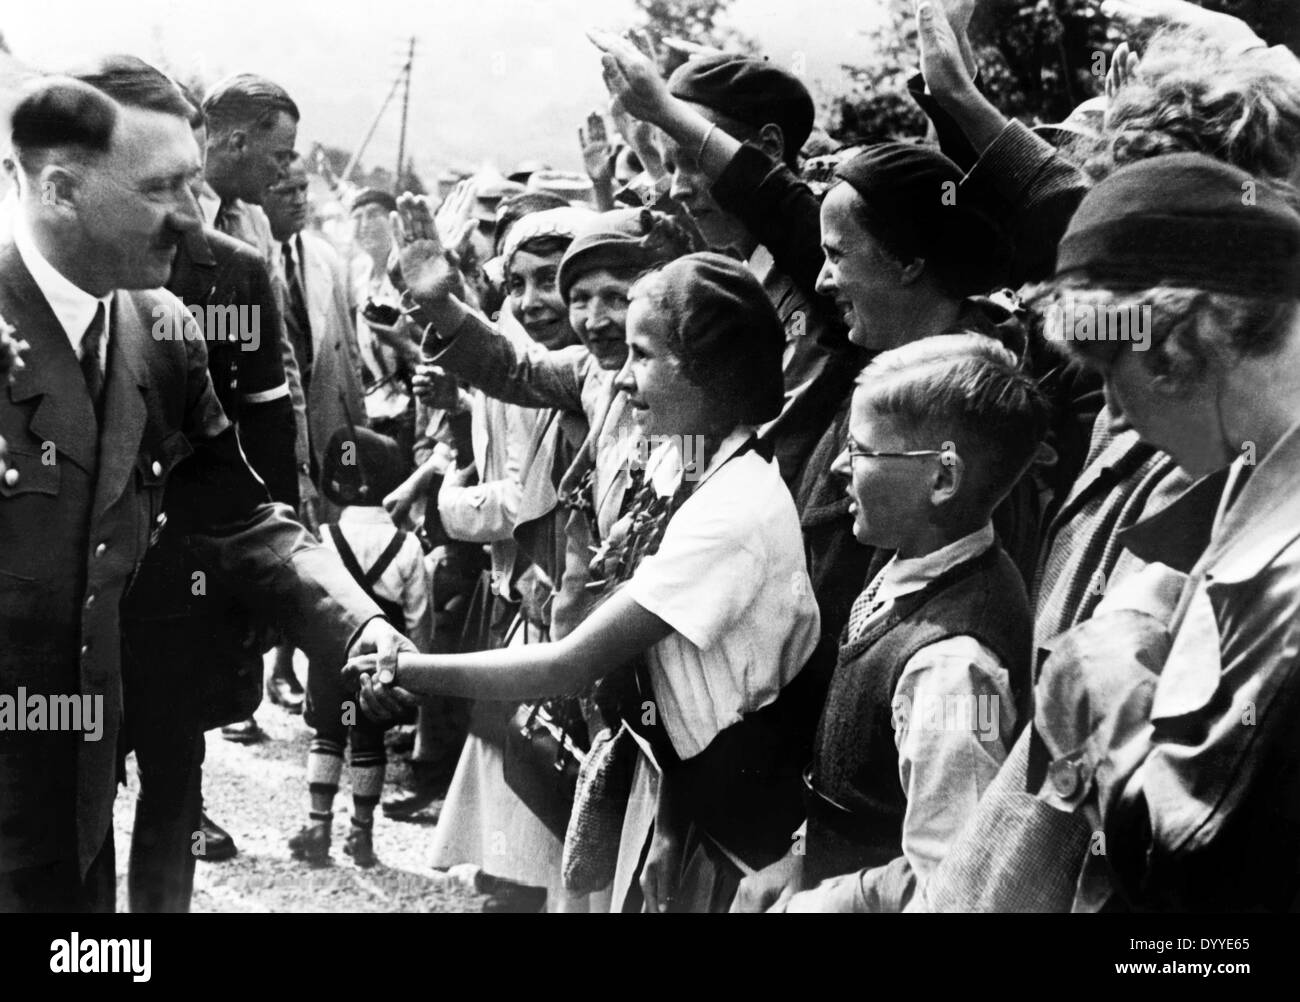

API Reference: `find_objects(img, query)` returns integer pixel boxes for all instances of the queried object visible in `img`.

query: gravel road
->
[112,657,485,913]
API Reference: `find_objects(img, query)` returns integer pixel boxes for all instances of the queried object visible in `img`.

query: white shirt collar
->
[646,425,758,496]
[13,212,113,353]
[198,181,222,226]
[746,244,774,283]
[337,506,398,528]
[875,522,998,605]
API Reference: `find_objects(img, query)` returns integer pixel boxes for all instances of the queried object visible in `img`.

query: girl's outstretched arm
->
[344,587,672,703]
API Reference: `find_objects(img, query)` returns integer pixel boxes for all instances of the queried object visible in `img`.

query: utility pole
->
[395,36,416,194]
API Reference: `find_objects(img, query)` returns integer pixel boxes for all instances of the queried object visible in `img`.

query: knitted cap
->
[1056,152,1300,296]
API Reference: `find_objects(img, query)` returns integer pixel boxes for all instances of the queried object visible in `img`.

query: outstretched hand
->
[916,0,976,106]
[344,620,421,722]
[434,178,480,260]
[580,110,616,184]
[390,192,463,307]
[1106,40,1140,101]
[588,29,676,128]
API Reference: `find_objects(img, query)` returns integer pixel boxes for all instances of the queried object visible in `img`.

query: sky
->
[0,0,888,178]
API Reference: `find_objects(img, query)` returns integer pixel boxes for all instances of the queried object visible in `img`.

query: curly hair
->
[1070,27,1300,185]
[1024,281,1299,395]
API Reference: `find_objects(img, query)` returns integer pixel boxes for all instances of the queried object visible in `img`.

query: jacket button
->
[85,594,95,610]
[80,644,90,658]
[3,467,17,486]
[151,461,163,477]
[1049,758,1083,799]
[95,543,108,558]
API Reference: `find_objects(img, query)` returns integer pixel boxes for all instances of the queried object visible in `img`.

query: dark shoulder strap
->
[328,522,410,612]
[365,530,409,589]
[327,523,367,587]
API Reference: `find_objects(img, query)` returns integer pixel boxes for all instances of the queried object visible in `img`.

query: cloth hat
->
[527,169,595,204]
[637,251,785,425]
[321,426,405,508]
[558,208,695,302]
[1055,152,1300,296]
[508,159,551,184]
[501,205,596,269]
[350,188,397,216]
[668,53,815,155]
[834,142,1012,297]
[472,175,528,222]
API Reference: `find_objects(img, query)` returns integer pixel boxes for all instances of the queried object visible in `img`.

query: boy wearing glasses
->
[733,333,1049,912]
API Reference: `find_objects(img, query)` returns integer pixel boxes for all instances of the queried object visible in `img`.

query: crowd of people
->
[2,0,1300,914]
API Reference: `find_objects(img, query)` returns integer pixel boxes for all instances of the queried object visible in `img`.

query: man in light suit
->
[262,152,366,507]
[262,152,371,714]
[0,71,416,913]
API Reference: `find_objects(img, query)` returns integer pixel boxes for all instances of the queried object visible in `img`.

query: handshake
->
[345,619,423,722]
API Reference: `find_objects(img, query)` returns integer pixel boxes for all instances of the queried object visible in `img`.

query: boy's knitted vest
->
[803,544,1032,887]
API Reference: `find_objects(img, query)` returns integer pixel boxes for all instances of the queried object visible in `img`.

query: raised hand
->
[1106,40,1140,101]
[937,0,976,34]
[917,0,976,106]
[391,192,461,306]
[580,110,616,185]
[935,0,979,77]
[435,178,479,260]
[587,28,676,128]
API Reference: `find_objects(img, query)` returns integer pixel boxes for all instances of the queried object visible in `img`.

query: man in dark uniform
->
[0,65,415,914]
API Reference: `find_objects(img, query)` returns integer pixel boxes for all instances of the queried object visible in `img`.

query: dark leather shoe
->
[480,881,546,913]
[221,717,264,743]
[265,677,305,714]
[288,821,331,866]
[382,788,442,821]
[343,822,377,869]
[196,812,238,862]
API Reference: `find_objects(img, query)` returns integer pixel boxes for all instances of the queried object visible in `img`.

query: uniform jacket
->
[166,225,297,505]
[0,239,381,878]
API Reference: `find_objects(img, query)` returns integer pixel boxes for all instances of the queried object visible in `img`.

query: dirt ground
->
[111,656,485,913]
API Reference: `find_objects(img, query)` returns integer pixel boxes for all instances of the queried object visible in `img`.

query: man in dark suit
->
[0,70,416,913]
[121,216,297,909]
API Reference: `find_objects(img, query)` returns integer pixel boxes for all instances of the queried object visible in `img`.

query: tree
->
[819,4,929,146]
[825,0,1294,147]
[632,0,759,72]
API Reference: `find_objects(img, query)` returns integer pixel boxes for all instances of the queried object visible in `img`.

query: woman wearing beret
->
[353,227,822,911]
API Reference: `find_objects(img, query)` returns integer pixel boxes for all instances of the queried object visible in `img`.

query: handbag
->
[562,721,638,893]
[504,697,588,840]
